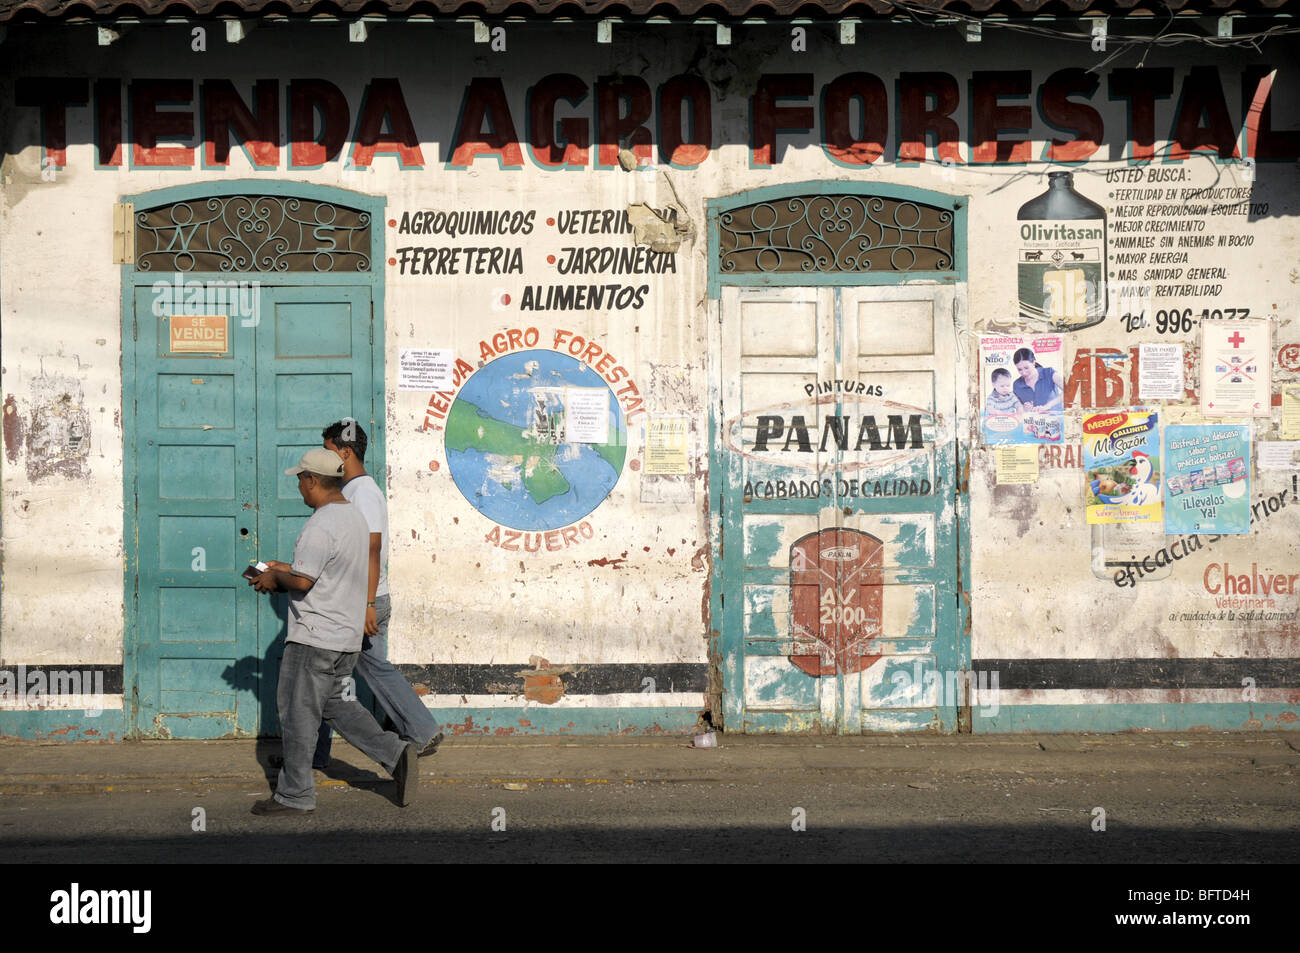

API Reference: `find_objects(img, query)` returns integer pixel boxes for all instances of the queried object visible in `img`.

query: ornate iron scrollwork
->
[719,195,953,275]
[134,195,371,273]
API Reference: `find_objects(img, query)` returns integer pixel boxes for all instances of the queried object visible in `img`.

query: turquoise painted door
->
[133,284,374,738]
[719,285,962,733]
[255,286,374,736]
[133,288,259,738]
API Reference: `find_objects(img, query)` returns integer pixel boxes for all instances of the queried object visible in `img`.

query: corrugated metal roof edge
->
[1,0,1295,24]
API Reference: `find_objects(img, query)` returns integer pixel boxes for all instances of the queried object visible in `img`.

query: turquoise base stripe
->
[0,710,128,741]
[0,707,698,740]
[7,704,1298,739]
[430,707,702,735]
[974,704,1300,733]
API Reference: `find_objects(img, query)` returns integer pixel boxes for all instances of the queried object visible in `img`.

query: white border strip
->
[994,688,1296,705]
[0,694,125,711]
[0,694,703,713]
[419,692,706,709]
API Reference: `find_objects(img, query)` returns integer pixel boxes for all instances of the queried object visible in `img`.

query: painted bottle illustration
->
[1017,172,1107,330]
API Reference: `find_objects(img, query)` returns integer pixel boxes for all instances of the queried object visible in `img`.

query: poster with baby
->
[1084,410,1162,525]
[979,334,1065,445]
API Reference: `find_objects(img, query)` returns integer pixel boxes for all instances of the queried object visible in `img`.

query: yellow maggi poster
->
[1084,411,1162,525]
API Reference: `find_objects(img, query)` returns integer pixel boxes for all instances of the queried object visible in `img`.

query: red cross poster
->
[1199,319,1271,417]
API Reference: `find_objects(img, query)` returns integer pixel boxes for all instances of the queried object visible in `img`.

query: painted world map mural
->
[445,350,627,531]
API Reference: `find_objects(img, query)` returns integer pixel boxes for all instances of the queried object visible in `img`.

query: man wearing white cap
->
[247,447,417,815]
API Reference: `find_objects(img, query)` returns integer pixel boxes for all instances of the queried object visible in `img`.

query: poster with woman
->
[979,334,1065,445]
[1164,425,1251,534]
[1084,411,1162,524]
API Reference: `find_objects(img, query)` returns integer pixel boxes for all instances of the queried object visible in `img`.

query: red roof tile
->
[0,0,1292,22]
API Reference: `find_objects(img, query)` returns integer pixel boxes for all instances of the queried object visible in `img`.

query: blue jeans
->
[314,593,441,764]
[274,640,405,810]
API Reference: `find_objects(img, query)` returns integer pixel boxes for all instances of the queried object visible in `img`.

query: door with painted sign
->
[125,186,384,739]
[718,284,962,733]
[131,288,259,738]
[131,284,375,738]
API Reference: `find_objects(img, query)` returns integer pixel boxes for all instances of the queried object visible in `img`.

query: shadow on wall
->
[221,590,378,741]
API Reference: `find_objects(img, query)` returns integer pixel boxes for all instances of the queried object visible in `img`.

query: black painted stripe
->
[396,663,710,695]
[0,663,709,696]
[0,665,124,694]
[972,658,1300,690]
[4,660,1296,695]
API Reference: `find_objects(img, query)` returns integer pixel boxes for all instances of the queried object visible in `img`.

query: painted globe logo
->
[444,350,627,531]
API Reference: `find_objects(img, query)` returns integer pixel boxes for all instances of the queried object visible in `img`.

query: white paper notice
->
[398,349,454,391]
[994,446,1039,484]
[564,388,609,444]
[1199,319,1271,416]
[1138,343,1183,400]
[1258,442,1300,470]
[1283,388,1300,440]
[645,416,690,475]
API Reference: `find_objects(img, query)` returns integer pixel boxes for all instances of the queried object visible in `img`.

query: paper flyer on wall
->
[1138,342,1183,401]
[1164,425,1251,534]
[644,416,690,475]
[979,334,1064,445]
[1084,410,1161,525]
[398,348,455,391]
[1199,319,1271,416]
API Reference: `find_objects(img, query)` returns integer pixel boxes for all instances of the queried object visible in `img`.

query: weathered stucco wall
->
[2,20,1298,732]
[1,144,127,665]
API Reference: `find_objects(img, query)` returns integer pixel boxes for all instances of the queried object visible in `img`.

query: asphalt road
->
[3,755,1296,863]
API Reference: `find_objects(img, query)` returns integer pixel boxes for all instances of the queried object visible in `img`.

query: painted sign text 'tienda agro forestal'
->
[16,65,1299,170]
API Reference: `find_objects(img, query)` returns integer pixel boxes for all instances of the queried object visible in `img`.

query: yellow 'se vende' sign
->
[170,315,229,354]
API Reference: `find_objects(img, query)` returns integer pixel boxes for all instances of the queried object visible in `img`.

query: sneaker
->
[251,797,313,816]
[392,742,417,807]
[416,732,444,758]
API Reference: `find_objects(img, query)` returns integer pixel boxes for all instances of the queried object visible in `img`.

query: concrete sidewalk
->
[1,731,1297,795]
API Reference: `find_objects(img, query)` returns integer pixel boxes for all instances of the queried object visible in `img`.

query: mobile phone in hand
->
[242,561,269,581]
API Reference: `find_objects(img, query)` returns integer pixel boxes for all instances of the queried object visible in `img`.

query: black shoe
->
[416,732,444,758]
[392,742,417,807]
[251,797,313,816]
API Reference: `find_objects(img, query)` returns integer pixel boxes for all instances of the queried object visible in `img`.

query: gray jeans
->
[274,640,406,810]
[315,592,441,763]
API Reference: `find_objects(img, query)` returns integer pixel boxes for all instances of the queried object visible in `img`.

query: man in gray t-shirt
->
[248,448,417,815]
[284,496,370,652]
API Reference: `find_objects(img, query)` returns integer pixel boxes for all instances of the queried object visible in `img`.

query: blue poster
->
[1164,425,1251,534]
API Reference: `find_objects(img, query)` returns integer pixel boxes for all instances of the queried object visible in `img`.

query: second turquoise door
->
[717,285,963,733]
